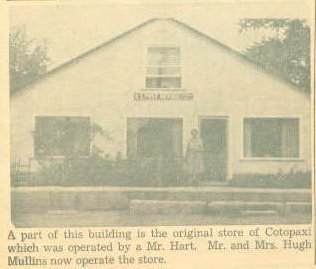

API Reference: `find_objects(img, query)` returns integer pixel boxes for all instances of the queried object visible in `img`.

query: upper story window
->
[34,116,90,157]
[146,47,181,89]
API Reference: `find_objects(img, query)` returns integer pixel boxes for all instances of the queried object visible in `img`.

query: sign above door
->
[134,91,193,101]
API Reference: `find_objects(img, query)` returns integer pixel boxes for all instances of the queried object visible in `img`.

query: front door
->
[127,118,183,185]
[200,118,228,181]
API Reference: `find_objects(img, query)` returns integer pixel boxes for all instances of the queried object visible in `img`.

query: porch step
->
[47,210,78,215]
[207,201,284,214]
[199,181,229,187]
[285,202,312,214]
[129,199,206,215]
[127,189,311,203]
[11,187,311,215]
[241,210,278,217]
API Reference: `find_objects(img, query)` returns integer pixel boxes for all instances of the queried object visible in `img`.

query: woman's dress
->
[185,138,205,176]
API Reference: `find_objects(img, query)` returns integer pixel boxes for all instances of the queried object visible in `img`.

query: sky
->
[9,1,313,69]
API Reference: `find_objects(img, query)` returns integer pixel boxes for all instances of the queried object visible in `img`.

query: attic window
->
[146,47,181,89]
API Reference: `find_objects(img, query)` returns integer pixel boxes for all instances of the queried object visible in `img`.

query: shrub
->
[26,156,184,187]
[13,156,311,189]
[230,171,311,189]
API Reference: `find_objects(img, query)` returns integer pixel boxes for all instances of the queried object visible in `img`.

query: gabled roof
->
[12,17,306,96]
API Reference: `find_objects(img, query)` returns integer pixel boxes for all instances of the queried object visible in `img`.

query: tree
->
[239,19,310,93]
[10,26,50,93]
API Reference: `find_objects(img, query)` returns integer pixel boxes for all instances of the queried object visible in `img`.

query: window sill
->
[240,157,304,162]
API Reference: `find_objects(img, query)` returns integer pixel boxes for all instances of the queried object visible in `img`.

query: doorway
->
[127,118,183,159]
[127,118,183,185]
[200,118,228,181]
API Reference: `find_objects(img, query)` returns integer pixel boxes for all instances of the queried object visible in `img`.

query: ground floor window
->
[34,116,90,157]
[243,117,299,158]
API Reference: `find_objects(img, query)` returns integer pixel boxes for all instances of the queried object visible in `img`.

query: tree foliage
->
[10,26,50,93]
[239,19,310,93]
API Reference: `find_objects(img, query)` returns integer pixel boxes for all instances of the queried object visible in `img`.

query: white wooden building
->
[10,18,311,182]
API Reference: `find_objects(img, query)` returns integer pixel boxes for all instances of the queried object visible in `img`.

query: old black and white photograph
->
[10,2,312,227]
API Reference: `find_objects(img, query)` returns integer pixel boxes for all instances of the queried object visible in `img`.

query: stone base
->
[285,202,312,215]
[207,201,284,215]
[77,192,129,210]
[130,200,207,215]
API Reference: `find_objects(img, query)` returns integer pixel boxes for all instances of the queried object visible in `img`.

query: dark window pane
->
[146,66,181,75]
[244,118,299,158]
[34,116,90,157]
[146,77,181,89]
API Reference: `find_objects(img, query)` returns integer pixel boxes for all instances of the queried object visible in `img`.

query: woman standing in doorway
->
[185,128,205,185]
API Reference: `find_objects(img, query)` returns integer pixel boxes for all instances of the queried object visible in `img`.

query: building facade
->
[10,18,311,182]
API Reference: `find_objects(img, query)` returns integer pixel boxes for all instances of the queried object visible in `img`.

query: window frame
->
[144,45,182,91]
[33,115,91,159]
[241,116,303,161]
